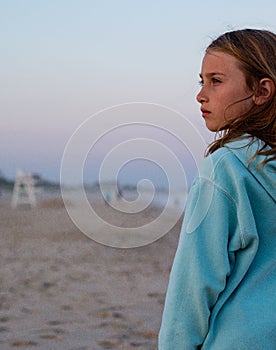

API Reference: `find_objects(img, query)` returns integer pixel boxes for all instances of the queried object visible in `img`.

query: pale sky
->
[1,0,276,186]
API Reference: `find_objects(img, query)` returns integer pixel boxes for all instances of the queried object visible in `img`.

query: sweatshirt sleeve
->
[158,176,239,349]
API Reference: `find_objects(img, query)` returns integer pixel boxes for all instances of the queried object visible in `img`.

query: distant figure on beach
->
[159,29,276,349]
[104,192,111,204]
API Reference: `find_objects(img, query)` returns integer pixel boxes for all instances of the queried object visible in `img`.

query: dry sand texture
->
[0,196,182,349]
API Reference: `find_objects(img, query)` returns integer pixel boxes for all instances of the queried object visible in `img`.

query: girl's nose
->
[196,88,208,103]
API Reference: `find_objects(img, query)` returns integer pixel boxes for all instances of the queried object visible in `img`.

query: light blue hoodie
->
[159,137,276,349]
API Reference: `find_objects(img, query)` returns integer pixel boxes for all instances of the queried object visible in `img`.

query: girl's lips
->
[201,108,211,117]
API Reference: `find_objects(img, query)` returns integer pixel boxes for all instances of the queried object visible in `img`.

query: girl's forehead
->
[203,50,238,65]
[201,51,242,75]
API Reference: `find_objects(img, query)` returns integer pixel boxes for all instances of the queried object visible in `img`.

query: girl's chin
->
[205,121,227,132]
[205,122,219,132]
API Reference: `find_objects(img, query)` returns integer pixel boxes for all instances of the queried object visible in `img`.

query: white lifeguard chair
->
[11,169,37,208]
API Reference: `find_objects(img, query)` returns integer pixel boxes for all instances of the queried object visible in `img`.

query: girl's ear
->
[253,78,275,105]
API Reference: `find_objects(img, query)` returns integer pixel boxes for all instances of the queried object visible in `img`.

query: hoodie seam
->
[198,176,245,248]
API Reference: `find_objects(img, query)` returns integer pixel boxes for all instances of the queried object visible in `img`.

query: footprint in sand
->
[11,340,38,347]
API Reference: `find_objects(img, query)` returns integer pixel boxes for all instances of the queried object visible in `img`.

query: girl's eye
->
[211,77,221,84]
[198,78,221,86]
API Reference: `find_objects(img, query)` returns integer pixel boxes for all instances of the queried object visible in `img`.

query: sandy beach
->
[0,192,182,349]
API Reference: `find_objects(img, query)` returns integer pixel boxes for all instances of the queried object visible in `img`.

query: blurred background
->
[1,0,276,191]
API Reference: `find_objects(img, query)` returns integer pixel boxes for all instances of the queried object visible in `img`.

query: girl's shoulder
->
[198,140,245,181]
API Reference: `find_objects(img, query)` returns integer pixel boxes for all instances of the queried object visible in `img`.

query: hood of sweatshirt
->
[225,136,276,203]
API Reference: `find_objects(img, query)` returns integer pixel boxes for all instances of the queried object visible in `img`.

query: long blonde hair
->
[206,29,276,165]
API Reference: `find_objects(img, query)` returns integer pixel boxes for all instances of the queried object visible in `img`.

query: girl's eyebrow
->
[199,72,226,78]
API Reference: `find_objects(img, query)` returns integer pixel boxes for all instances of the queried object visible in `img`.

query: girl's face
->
[196,50,254,131]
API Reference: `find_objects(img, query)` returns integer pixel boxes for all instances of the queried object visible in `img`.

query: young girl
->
[159,29,276,349]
